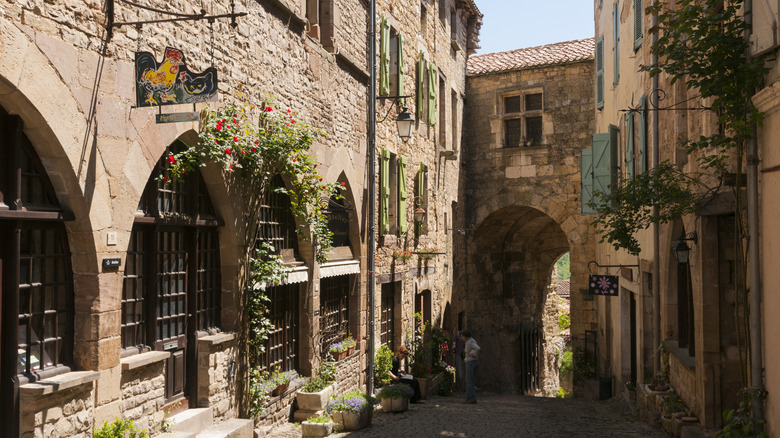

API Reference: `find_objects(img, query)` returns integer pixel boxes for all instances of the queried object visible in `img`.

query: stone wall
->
[197,334,239,421]
[119,362,167,433]
[20,383,95,438]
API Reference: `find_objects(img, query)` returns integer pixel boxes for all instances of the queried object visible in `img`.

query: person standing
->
[461,329,480,404]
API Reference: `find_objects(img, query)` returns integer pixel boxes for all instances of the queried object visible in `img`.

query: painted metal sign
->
[156,112,200,124]
[135,47,218,107]
[588,274,619,296]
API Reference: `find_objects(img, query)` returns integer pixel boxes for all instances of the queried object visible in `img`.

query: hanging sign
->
[588,274,619,296]
[135,47,218,107]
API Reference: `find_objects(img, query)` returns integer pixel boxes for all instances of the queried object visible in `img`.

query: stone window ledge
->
[20,370,99,396]
[199,332,237,348]
[120,350,171,371]
[662,339,696,370]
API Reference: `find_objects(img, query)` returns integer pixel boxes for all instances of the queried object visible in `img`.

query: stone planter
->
[417,373,443,400]
[301,420,334,437]
[331,410,371,431]
[294,384,334,421]
[379,396,409,413]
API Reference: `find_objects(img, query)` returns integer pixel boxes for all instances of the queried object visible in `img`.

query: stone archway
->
[452,204,594,395]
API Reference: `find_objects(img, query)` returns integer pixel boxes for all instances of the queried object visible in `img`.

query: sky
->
[473,0,595,55]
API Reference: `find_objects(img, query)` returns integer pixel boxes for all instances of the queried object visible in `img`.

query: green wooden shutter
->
[639,96,648,172]
[398,33,404,105]
[417,52,425,120]
[596,36,604,110]
[581,149,596,214]
[380,148,390,235]
[428,61,436,125]
[634,0,643,50]
[398,156,408,234]
[592,129,617,204]
[379,17,390,96]
[625,111,635,180]
[416,163,425,234]
[613,3,619,85]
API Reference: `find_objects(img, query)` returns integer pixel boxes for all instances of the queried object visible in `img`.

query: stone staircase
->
[158,408,254,438]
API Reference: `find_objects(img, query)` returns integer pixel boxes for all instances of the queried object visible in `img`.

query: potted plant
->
[392,249,413,262]
[301,415,334,437]
[342,336,357,355]
[328,341,349,361]
[295,357,337,421]
[271,369,293,396]
[325,390,375,431]
[376,383,414,412]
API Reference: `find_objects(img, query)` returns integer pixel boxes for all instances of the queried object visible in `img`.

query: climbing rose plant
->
[161,101,344,263]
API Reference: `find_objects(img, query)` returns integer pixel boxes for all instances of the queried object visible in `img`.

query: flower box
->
[271,382,289,396]
[379,396,409,413]
[331,410,371,431]
[331,350,348,361]
[301,420,334,437]
[296,384,334,412]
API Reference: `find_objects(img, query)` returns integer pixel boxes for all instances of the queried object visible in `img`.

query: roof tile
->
[467,38,595,76]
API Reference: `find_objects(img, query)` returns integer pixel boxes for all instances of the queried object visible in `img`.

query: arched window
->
[1,108,74,435]
[121,140,221,402]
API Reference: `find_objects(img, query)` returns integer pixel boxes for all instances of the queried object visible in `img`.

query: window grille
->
[525,93,543,111]
[502,91,544,148]
[526,117,543,146]
[380,284,395,351]
[258,283,299,373]
[319,276,350,353]
[504,118,523,148]
[256,175,299,257]
[122,229,146,349]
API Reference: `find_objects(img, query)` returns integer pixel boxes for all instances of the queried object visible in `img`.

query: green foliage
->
[556,253,571,280]
[246,243,287,360]
[556,387,568,398]
[645,0,770,172]
[248,369,273,418]
[302,355,337,392]
[304,415,333,424]
[161,101,344,263]
[559,349,574,376]
[94,418,148,438]
[572,348,597,385]
[591,162,701,255]
[376,383,415,399]
[663,391,690,416]
[558,313,571,331]
[374,345,394,387]
[716,388,768,438]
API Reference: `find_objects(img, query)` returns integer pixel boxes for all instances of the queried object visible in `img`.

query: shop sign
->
[588,274,619,296]
[135,47,218,107]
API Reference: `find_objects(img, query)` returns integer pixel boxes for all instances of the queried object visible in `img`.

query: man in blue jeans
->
[460,329,480,404]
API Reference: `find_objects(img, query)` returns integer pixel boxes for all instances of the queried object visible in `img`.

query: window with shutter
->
[416,163,426,235]
[625,111,635,180]
[379,149,390,236]
[596,36,604,109]
[379,17,390,96]
[417,52,425,120]
[581,148,596,214]
[639,96,648,172]
[397,33,404,104]
[592,127,618,204]
[428,62,437,125]
[398,156,408,234]
[613,3,620,85]
[634,0,643,50]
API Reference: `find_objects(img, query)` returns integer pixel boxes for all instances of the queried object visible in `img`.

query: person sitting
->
[389,345,423,404]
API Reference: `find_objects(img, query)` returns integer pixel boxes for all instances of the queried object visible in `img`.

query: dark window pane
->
[504,118,523,148]
[526,93,543,111]
[526,117,543,146]
[504,95,523,113]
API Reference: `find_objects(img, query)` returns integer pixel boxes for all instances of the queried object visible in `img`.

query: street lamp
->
[672,231,697,264]
[395,106,414,139]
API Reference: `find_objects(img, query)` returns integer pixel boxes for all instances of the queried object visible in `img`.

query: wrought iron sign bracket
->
[587,260,639,273]
[619,88,712,114]
[376,95,412,122]
[105,0,247,40]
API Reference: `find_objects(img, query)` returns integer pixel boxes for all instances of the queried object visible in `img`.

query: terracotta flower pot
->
[272,382,289,396]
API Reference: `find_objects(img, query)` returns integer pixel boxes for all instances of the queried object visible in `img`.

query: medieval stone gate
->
[451,39,596,394]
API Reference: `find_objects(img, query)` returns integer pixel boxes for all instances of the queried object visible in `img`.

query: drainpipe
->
[367,0,377,396]
[745,0,764,429]
[651,0,661,378]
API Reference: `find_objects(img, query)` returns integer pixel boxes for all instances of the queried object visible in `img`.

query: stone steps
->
[157,407,253,438]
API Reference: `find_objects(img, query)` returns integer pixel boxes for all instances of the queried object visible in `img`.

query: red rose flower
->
[167,154,176,164]
[341,181,346,186]
[251,148,257,153]
[216,125,222,131]
[265,106,273,112]
[225,148,232,155]
[233,136,238,142]
[287,109,291,113]
[162,177,169,182]
[292,158,297,162]
[241,149,245,154]
[254,140,258,145]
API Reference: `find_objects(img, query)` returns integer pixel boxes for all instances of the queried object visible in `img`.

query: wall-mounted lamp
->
[227,361,237,381]
[413,195,426,224]
[377,96,414,140]
[672,231,698,264]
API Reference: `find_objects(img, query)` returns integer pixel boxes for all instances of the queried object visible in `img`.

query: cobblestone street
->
[268,392,667,437]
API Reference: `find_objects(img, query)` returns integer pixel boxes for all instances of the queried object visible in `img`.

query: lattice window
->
[258,283,299,373]
[16,225,72,374]
[380,283,395,351]
[501,91,544,148]
[320,276,350,353]
[122,229,146,349]
[197,229,221,331]
[256,175,299,258]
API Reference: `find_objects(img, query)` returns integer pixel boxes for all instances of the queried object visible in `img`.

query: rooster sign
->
[135,47,218,107]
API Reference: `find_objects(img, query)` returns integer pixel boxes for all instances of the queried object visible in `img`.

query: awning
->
[283,266,309,285]
[319,260,361,279]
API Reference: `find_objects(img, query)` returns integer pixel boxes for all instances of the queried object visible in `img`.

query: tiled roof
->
[557,279,570,296]
[467,38,595,76]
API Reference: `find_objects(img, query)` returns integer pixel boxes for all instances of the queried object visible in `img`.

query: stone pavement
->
[266,392,667,437]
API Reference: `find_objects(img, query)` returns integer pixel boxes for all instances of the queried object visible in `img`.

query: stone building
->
[457,38,596,395]
[0,0,480,436]
[592,0,775,433]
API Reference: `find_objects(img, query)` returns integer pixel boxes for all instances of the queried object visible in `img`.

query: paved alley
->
[267,392,667,438]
